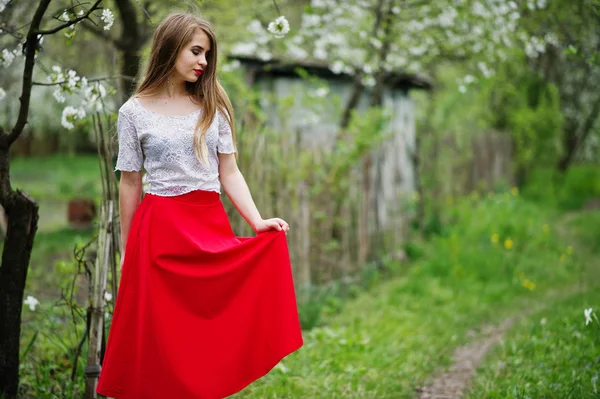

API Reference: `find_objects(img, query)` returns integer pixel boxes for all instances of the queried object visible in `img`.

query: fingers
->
[275,218,290,233]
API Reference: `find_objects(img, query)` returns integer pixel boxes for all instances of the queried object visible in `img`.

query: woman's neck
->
[162,74,188,98]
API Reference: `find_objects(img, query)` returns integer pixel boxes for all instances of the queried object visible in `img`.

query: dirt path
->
[416,316,518,399]
[416,209,599,399]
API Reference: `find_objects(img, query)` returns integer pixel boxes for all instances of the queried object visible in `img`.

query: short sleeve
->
[217,110,236,154]
[115,109,144,172]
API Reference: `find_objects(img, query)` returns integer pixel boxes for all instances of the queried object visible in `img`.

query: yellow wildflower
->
[542,224,550,234]
[522,279,536,291]
[560,254,567,262]
[491,233,499,244]
[567,246,574,255]
[511,186,519,196]
[504,239,514,250]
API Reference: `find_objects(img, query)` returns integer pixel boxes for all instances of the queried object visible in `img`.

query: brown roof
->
[227,55,433,91]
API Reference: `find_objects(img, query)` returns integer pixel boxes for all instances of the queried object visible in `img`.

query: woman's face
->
[173,29,211,83]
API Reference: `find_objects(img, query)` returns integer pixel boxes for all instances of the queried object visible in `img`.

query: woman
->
[96,12,303,399]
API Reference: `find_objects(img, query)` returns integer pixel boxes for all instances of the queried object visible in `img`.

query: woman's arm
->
[119,171,143,251]
[218,153,289,234]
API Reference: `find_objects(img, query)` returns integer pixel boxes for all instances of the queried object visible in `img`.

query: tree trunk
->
[114,0,143,102]
[0,151,39,399]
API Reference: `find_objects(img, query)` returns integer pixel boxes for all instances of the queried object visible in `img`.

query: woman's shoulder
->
[118,96,140,117]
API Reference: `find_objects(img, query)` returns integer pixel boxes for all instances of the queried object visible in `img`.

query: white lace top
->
[114,97,236,196]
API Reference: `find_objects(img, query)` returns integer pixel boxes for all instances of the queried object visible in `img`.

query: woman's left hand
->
[253,218,290,234]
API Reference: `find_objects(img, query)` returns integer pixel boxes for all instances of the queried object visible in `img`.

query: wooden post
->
[85,200,113,398]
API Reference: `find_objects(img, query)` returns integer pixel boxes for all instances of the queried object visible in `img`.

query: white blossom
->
[23,295,39,311]
[458,84,467,93]
[231,42,257,56]
[61,106,86,129]
[536,0,547,9]
[478,62,493,78]
[267,15,290,39]
[104,292,113,302]
[1,48,15,68]
[286,44,309,60]
[314,47,328,60]
[66,69,80,88]
[256,49,272,61]
[311,0,329,8]
[0,0,9,13]
[100,8,114,31]
[330,60,345,74]
[221,59,241,72]
[463,74,475,84]
[362,75,376,87]
[302,14,321,29]
[247,20,264,36]
[0,88,6,102]
[82,82,107,111]
[312,87,329,97]
[369,38,382,50]
[53,88,66,103]
[438,8,458,28]
[585,308,594,325]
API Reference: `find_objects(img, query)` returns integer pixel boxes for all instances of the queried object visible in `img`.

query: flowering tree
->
[0,1,113,396]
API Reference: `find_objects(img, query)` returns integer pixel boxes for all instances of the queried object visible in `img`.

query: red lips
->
[194,69,203,76]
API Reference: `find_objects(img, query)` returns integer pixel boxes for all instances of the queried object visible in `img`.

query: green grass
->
[7,157,600,398]
[467,290,600,399]
[10,155,103,201]
[231,193,600,398]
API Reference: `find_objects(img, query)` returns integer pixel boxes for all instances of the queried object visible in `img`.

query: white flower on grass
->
[585,308,594,325]
[0,88,6,102]
[267,16,290,38]
[104,291,113,302]
[100,8,114,31]
[23,295,39,311]
[61,106,86,129]
[540,318,547,325]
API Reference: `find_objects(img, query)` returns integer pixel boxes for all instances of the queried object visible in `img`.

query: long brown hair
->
[136,12,235,163]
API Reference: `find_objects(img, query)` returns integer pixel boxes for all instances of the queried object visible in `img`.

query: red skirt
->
[96,190,303,399]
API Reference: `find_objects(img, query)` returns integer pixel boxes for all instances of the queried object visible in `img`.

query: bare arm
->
[119,171,143,251]
[218,153,289,234]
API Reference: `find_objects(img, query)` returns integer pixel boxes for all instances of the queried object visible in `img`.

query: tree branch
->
[80,20,124,50]
[35,0,104,36]
[4,0,52,147]
[32,75,134,87]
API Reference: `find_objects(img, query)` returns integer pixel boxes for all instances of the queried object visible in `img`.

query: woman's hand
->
[252,218,290,234]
